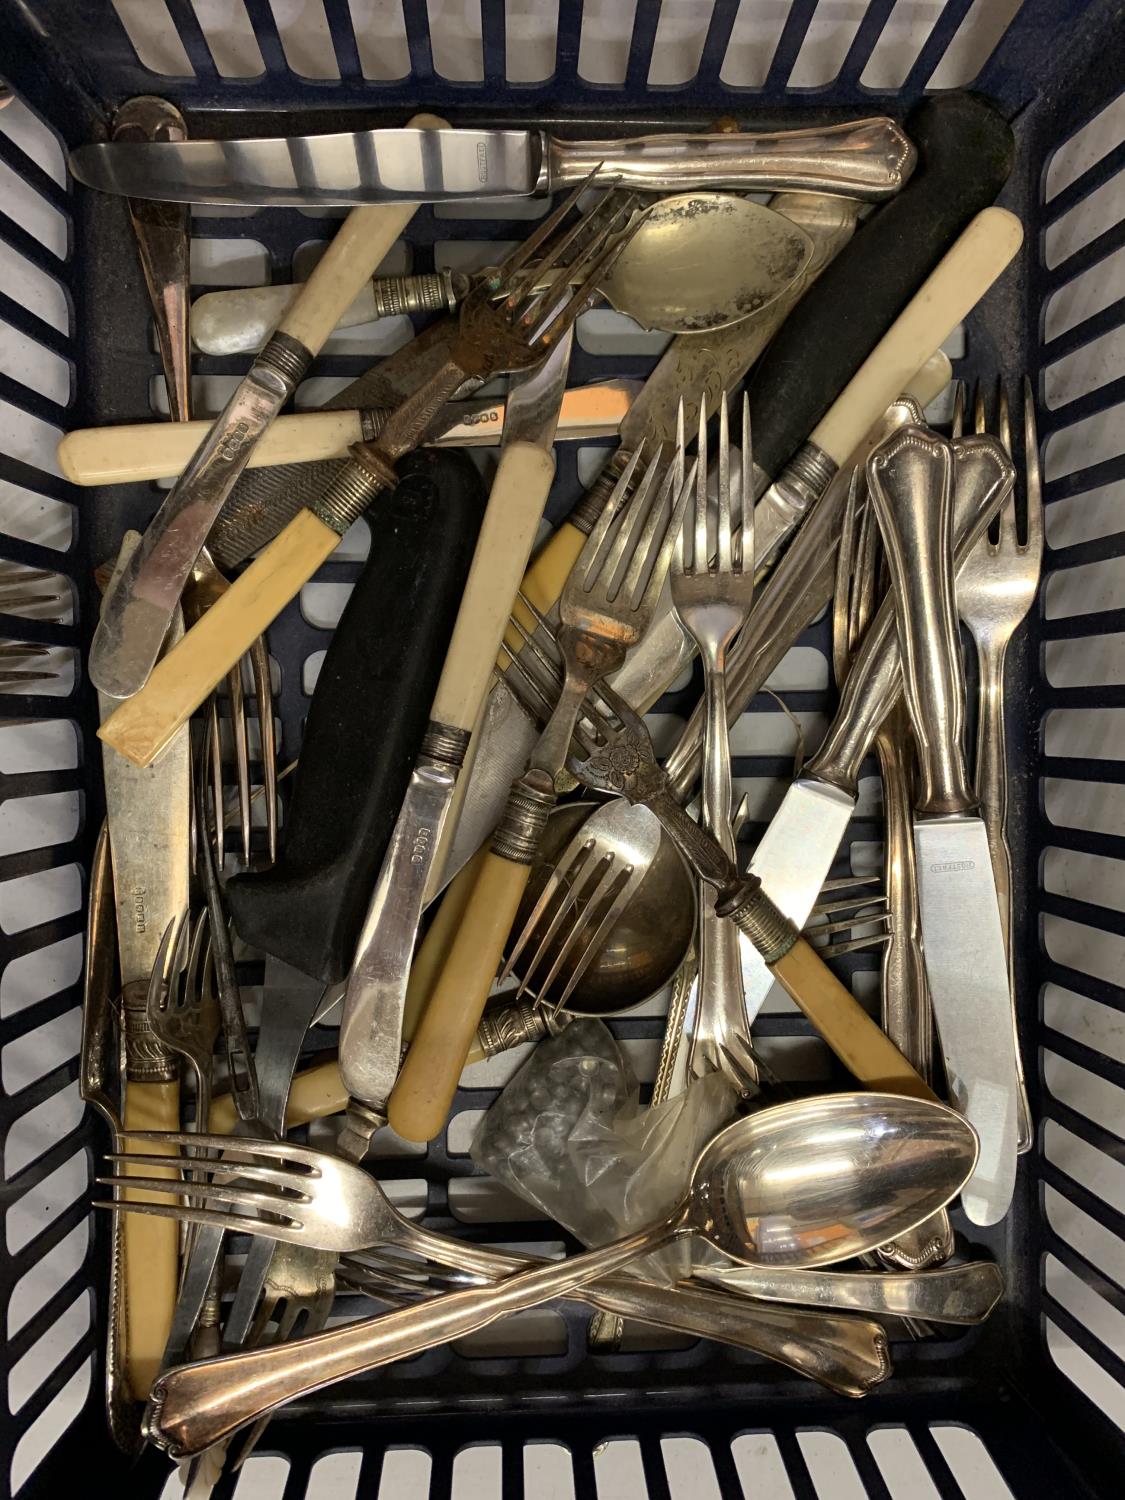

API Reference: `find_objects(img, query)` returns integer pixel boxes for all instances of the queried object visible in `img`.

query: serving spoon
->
[146,1090,977,1456]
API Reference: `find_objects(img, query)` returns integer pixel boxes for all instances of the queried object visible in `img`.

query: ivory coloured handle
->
[275,113,446,354]
[430,439,556,732]
[192,281,376,355]
[59,410,364,486]
[388,850,533,1142]
[501,519,586,661]
[809,207,1022,465]
[99,508,340,767]
[769,937,937,1102]
[120,1080,180,1401]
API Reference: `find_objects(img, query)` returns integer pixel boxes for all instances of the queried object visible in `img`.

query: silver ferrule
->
[255,329,313,391]
[337,1099,388,1163]
[716,880,797,965]
[490,770,556,864]
[309,455,388,535]
[371,268,465,318]
[121,978,177,1084]
[419,719,471,770]
[569,449,632,535]
[770,441,838,519]
[476,997,549,1057]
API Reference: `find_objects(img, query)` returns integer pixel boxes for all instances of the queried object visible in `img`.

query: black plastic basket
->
[0,1,1122,1496]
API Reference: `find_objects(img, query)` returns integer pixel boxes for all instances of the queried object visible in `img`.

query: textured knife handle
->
[225,450,486,982]
[99,508,342,767]
[430,440,556,732]
[549,118,915,200]
[867,427,972,815]
[748,94,1014,480]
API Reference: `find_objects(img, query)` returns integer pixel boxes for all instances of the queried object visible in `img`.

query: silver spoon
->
[146,1091,976,1456]
[189,193,814,354]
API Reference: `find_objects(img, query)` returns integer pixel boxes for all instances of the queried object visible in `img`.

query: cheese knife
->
[868,426,1021,1227]
[69,116,914,207]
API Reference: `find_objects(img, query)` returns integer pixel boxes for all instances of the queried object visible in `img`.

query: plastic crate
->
[0,1,1122,1496]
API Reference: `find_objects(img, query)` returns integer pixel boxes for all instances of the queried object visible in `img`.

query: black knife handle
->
[226,448,487,983]
[747,93,1014,480]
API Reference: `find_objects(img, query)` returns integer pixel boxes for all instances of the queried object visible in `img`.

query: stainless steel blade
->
[741,778,856,1022]
[914,816,1019,1227]
[70,127,541,207]
[341,764,459,1109]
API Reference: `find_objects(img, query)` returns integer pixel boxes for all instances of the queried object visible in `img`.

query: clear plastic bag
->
[472,1017,735,1279]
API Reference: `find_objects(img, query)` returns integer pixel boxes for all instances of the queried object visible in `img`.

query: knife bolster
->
[256,328,313,391]
[120,978,177,1084]
[310,450,392,534]
[420,719,471,770]
[716,880,797,965]
[489,770,556,864]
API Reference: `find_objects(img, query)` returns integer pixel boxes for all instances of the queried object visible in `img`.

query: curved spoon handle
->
[148,1220,672,1458]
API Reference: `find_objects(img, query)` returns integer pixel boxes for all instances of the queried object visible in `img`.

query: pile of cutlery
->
[66,94,1044,1470]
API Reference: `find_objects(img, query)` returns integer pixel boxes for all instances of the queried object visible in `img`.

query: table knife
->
[88,112,446,701]
[97,534,191,1401]
[435,190,861,895]
[736,435,1013,1030]
[58,381,638,486]
[69,116,914,208]
[337,326,574,1120]
[868,426,1021,1227]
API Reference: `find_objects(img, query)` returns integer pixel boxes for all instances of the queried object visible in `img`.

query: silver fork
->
[954,377,1042,1153]
[146,911,219,1143]
[670,393,757,1091]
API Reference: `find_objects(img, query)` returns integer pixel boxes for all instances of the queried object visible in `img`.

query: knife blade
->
[737,436,1013,1030]
[97,532,191,1401]
[435,190,861,893]
[69,117,914,208]
[339,327,574,1116]
[88,114,445,700]
[867,426,1020,1228]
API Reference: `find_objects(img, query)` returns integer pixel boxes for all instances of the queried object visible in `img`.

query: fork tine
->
[740,392,754,577]
[950,379,965,440]
[809,892,890,919]
[717,393,733,575]
[514,191,630,334]
[492,169,598,286]
[95,1199,290,1240]
[117,1129,324,1166]
[105,1150,299,1186]
[146,916,180,1018]
[1023,376,1043,557]
[615,456,677,605]
[580,448,662,592]
[814,932,893,958]
[249,634,278,865]
[96,1174,301,1216]
[184,906,210,1006]
[520,847,614,1004]
[498,838,595,986]
[806,909,891,941]
[972,379,986,437]
[548,861,636,1015]
[227,661,252,865]
[498,639,555,724]
[831,468,862,686]
[636,454,696,620]
[532,207,640,353]
[694,402,709,574]
[576,445,647,588]
[996,378,1011,455]
[207,695,225,870]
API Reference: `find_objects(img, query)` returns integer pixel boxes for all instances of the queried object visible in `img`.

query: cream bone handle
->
[59,385,633,485]
[866,427,974,815]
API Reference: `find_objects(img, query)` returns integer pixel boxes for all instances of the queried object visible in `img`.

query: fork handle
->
[121,1080,181,1401]
[388,775,556,1142]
